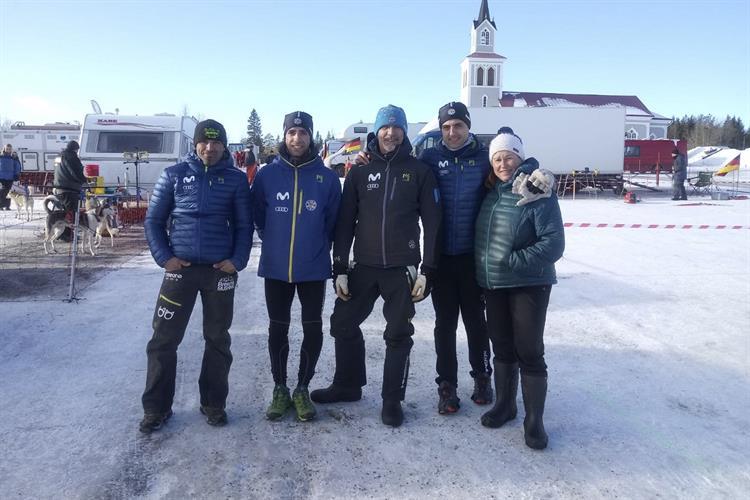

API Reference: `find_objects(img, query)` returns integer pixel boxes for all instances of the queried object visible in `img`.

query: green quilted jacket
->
[474,160,565,289]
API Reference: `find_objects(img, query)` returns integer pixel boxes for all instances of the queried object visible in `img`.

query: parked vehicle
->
[0,122,80,172]
[623,139,687,173]
[78,113,198,188]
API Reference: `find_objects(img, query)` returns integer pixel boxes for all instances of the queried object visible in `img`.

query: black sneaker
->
[471,373,493,405]
[200,406,227,427]
[381,399,404,427]
[139,410,173,434]
[437,381,460,414]
[310,384,362,404]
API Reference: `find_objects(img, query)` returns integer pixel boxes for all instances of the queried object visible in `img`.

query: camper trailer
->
[78,113,198,188]
[0,122,80,172]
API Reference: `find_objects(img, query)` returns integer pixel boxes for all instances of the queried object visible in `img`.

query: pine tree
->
[246,109,263,149]
[314,131,323,152]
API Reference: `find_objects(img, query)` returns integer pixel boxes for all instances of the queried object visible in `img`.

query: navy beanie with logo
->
[283,111,314,139]
[438,101,471,129]
[194,119,228,147]
[374,104,408,135]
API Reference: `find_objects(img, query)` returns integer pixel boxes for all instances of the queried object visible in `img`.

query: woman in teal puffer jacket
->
[474,127,564,450]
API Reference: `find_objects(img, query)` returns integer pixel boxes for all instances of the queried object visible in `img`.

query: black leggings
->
[484,285,551,376]
[265,279,326,387]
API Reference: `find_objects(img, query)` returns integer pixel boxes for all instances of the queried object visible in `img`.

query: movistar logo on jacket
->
[367,172,381,191]
[275,191,290,212]
[183,175,195,183]
[276,192,290,200]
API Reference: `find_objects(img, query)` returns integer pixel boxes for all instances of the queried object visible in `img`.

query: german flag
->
[715,154,740,176]
[343,138,362,154]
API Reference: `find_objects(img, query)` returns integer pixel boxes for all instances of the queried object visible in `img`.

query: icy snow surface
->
[0,194,748,499]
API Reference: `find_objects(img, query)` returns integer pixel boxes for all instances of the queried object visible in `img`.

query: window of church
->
[482,95,488,107]
[625,128,638,139]
[487,67,495,86]
[477,67,484,86]
[481,29,490,45]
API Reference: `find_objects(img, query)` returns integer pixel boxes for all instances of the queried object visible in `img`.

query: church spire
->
[474,0,496,29]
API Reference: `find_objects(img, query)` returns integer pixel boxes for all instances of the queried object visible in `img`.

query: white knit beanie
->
[489,127,525,162]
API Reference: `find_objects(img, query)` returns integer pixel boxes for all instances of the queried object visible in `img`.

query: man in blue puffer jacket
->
[140,119,253,433]
[251,111,341,423]
[419,102,495,414]
[0,144,22,210]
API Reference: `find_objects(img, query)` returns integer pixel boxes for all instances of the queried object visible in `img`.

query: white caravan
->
[413,107,625,174]
[78,113,198,188]
[0,122,80,171]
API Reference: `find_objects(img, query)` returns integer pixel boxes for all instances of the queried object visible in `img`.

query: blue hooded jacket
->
[251,149,341,283]
[419,134,490,256]
[0,152,22,181]
[145,152,252,271]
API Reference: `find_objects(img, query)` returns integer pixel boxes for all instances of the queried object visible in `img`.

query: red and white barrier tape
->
[564,223,749,229]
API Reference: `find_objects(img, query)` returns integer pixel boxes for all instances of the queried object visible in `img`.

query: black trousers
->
[329,264,415,401]
[431,253,491,386]
[0,180,12,209]
[484,285,551,376]
[142,265,237,414]
[53,189,81,212]
[264,278,325,387]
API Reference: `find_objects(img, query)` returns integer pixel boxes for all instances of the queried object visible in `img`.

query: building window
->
[482,95,488,108]
[477,67,484,86]
[625,128,638,139]
[487,67,495,86]
[462,70,467,88]
[481,29,490,45]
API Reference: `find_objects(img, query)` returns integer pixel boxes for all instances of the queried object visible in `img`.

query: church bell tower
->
[460,0,506,108]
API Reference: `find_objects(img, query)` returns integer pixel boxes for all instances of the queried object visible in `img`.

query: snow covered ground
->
[1,192,748,499]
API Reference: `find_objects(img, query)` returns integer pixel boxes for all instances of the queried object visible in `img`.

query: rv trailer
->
[78,113,198,188]
[0,122,80,172]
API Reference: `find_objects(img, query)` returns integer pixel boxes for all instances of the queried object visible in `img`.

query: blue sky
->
[2,0,748,142]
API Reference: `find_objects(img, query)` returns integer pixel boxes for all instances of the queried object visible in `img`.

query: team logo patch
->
[316,174,324,183]
[448,108,456,116]
[439,169,450,176]
[438,160,449,168]
[217,276,235,292]
[183,175,195,183]
[368,173,381,182]
[217,176,224,184]
[294,118,302,125]
[388,117,396,124]
[402,172,411,182]
[408,240,416,249]
[305,200,317,211]
[468,160,475,166]
[276,192,290,201]
[157,306,175,320]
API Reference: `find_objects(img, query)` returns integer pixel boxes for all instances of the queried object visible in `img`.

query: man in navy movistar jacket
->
[251,111,341,422]
[140,119,252,433]
[418,102,494,415]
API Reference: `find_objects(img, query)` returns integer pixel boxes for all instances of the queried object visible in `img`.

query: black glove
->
[420,265,436,300]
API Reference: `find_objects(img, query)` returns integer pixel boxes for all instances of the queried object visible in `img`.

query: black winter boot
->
[521,374,548,450]
[481,361,518,428]
[381,399,403,427]
[310,337,365,404]
[471,372,493,405]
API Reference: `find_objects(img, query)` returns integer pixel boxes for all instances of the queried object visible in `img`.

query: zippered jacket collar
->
[366,135,414,164]
[185,151,234,173]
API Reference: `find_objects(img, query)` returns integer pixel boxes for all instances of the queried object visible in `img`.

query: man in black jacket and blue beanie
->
[311,105,442,427]
[139,119,252,433]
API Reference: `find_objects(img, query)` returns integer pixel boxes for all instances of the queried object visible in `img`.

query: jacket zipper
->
[451,156,462,253]
[484,188,501,289]
[198,164,209,262]
[288,168,299,282]
[381,161,391,267]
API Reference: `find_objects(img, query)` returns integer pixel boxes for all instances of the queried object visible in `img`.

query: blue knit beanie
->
[374,105,408,135]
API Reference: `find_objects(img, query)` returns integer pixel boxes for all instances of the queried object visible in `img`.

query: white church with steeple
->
[460,0,670,139]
